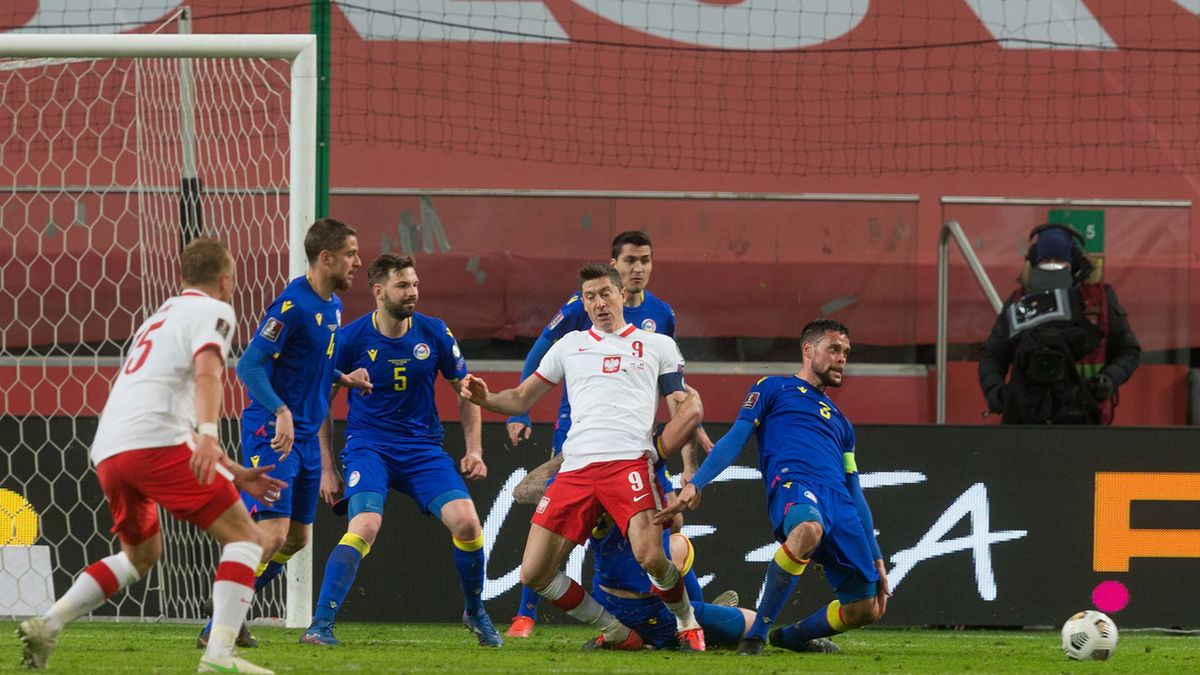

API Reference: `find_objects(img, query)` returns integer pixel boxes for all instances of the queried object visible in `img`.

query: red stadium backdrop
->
[2,2,1198,427]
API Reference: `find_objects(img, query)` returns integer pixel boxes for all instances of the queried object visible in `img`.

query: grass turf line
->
[4,622,1198,673]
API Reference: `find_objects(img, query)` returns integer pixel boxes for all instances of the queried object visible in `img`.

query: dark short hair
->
[611,230,653,260]
[578,263,623,293]
[180,238,232,286]
[800,319,850,349]
[367,254,416,287]
[303,218,357,264]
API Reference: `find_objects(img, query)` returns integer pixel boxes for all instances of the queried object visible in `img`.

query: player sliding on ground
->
[460,263,706,651]
[18,239,287,674]
[656,319,890,655]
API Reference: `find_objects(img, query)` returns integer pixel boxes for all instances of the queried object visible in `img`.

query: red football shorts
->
[95,443,240,545]
[531,456,665,545]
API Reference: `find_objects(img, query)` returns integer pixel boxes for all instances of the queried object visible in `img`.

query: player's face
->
[611,244,653,296]
[326,235,362,292]
[377,266,419,320]
[805,330,850,388]
[581,276,627,332]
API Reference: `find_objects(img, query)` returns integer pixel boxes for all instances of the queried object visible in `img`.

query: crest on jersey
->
[368,349,378,362]
[280,300,294,313]
[547,311,564,330]
[260,317,283,342]
[348,471,360,488]
[413,343,431,360]
[215,318,231,339]
[640,318,657,333]
[315,312,323,326]
[742,392,760,409]
[603,356,621,373]
[536,496,550,514]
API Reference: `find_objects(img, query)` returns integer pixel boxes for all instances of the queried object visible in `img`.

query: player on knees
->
[462,263,706,651]
[198,219,372,649]
[656,319,890,655]
[18,239,287,674]
[301,255,502,647]
[503,231,695,639]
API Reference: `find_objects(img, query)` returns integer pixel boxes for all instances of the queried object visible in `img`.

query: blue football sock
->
[775,600,851,646]
[746,548,807,640]
[516,585,541,620]
[253,551,291,593]
[453,535,485,616]
[692,601,746,647]
[312,534,369,626]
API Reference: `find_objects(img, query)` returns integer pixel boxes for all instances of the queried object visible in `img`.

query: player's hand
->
[272,408,295,459]
[236,464,287,505]
[506,421,532,447]
[652,483,698,526]
[320,468,344,505]
[874,559,891,617]
[189,435,224,485]
[458,374,489,406]
[339,367,373,392]
[679,474,701,508]
[461,452,487,480]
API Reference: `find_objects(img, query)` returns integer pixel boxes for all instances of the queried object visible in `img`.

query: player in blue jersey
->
[504,230,692,638]
[197,218,372,649]
[511,393,758,651]
[656,319,890,656]
[299,254,503,648]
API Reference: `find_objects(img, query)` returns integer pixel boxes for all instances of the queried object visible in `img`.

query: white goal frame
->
[0,33,316,628]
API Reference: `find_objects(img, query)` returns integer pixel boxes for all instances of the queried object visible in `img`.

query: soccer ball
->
[1061,610,1118,661]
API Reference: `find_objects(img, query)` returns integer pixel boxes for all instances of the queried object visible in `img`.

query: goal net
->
[0,34,315,625]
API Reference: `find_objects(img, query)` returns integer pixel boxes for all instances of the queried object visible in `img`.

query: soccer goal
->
[0,33,315,627]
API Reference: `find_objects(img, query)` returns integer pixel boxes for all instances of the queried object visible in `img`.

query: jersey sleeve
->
[333,321,357,374]
[534,336,567,385]
[735,377,773,425]
[189,302,236,364]
[540,294,587,342]
[437,322,469,382]
[654,336,687,395]
[245,296,302,357]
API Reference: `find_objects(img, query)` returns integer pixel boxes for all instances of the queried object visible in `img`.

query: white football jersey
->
[90,290,236,464]
[536,323,685,473]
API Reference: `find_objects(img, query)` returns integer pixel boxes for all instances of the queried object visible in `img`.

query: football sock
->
[648,563,699,631]
[452,534,485,616]
[515,585,541,620]
[683,569,704,605]
[205,541,263,661]
[775,599,852,647]
[312,533,370,626]
[746,547,807,640]
[540,571,630,642]
[692,601,747,646]
[254,551,291,592]
[45,552,140,632]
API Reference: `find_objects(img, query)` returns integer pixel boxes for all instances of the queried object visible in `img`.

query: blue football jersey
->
[541,289,676,448]
[242,275,343,441]
[336,311,468,447]
[736,375,856,494]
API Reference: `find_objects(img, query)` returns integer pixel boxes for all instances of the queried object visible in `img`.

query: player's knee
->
[668,533,692,573]
[633,543,669,574]
[348,513,382,544]
[841,599,883,627]
[519,565,552,590]
[785,520,823,557]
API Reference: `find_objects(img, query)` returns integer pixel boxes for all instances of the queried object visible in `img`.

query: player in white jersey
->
[18,239,285,674]
[460,263,707,652]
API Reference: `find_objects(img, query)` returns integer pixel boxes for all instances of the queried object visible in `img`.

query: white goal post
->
[1,34,315,628]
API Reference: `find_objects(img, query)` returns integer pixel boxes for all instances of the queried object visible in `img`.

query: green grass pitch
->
[4,622,1198,673]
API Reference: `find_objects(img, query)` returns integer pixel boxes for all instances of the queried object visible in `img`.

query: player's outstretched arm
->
[653,417,755,526]
[236,346,295,458]
[512,454,564,505]
[459,372,554,417]
[506,334,554,446]
[453,378,488,480]
[190,347,226,485]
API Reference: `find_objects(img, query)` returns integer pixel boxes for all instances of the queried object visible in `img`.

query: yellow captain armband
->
[843,452,858,474]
